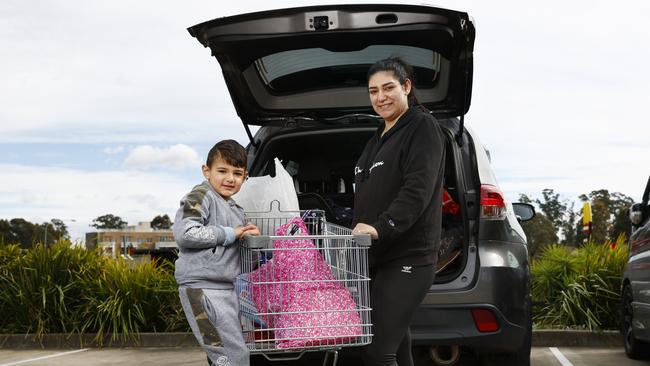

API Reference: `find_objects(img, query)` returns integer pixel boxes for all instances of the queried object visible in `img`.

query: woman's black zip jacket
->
[353,106,445,269]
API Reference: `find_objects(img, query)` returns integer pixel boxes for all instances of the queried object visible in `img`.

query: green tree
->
[561,201,578,247]
[591,199,610,244]
[525,189,576,246]
[0,219,12,244]
[151,214,172,230]
[536,189,568,232]
[41,219,70,247]
[1,218,38,248]
[522,214,558,258]
[50,219,70,239]
[611,205,632,240]
[9,218,38,249]
[519,193,533,205]
[577,190,634,244]
[519,194,558,257]
[91,214,127,230]
[0,218,71,248]
[609,192,634,240]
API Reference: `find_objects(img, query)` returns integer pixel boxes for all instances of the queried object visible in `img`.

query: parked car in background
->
[189,4,536,365]
[621,175,650,359]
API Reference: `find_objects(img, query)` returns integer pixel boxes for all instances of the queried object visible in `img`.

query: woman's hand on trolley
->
[352,223,378,240]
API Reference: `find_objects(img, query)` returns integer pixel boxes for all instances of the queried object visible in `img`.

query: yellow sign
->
[582,202,592,224]
[582,202,592,238]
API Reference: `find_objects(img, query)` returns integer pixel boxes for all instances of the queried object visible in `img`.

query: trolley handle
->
[353,234,372,247]
[242,235,271,249]
[241,234,372,249]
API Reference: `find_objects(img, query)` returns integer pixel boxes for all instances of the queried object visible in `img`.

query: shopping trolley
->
[238,202,372,365]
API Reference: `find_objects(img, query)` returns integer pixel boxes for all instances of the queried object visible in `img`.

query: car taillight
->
[471,308,500,333]
[480,184,507,220]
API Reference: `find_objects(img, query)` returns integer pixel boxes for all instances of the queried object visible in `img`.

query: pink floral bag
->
[248,217,362,348]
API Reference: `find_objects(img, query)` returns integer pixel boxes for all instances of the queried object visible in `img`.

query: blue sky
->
[1,0,649,241]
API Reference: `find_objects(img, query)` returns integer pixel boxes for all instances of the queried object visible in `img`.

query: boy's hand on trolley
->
[235,223,260,239]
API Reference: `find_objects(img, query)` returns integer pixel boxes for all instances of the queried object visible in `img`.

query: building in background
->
[85,221,176,262]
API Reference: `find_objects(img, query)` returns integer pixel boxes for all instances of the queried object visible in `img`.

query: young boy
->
[173,139,259,366]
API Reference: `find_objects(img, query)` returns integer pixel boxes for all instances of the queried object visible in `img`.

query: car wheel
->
[621,284,650,359]
[481,297,532,366]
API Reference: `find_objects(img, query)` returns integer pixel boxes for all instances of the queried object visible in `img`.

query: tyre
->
[621,284,650,359]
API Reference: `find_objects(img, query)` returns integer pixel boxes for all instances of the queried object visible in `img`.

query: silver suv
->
[189,4,535,365]
[621,176,650,359]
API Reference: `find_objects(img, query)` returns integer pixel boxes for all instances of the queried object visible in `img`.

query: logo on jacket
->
[354,162,385,177]
[215,356,229,366]
[369,161,384,173]
[401,266,412,274]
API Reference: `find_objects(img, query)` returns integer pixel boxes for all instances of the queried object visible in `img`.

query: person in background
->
[352,58,445,366]
[173,139,259,366]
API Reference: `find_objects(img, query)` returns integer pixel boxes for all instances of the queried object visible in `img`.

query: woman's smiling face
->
[368,70,411,124]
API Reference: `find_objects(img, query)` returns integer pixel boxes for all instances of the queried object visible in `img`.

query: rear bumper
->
[411,303,527,353]
[411,246,531,353]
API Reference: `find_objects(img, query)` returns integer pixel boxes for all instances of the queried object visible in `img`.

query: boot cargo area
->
[248,125,467,283]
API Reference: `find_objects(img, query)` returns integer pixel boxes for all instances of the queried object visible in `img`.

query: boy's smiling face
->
[202,156,247,199]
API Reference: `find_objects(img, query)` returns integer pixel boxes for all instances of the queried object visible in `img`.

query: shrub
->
[531,235,628,330]
[78,258,182,343]
[530,244,576,302]
[0,240,188,340]
[0,243,21,267]
[0,241,104,335]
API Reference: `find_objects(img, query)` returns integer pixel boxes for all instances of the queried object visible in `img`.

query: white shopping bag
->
[234,158,299,234]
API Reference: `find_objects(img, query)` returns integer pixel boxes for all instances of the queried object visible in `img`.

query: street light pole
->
[44,223,48,247]
[43,219,76,248]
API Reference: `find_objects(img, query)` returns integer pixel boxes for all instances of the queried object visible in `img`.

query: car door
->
[187,4,475,145]
[629,177,650,339]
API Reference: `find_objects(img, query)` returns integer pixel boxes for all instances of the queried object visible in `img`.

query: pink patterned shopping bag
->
[275,286,362,348]
[248,217,362,348]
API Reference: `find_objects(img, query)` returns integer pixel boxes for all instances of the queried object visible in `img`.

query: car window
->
[254,45,442,93]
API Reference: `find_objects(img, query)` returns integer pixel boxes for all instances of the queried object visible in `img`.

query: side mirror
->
[512,203,535,222]
[630,203,644,226]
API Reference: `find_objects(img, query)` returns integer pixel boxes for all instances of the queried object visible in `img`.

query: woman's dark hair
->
[206,139,247,168]
[367,57,420,107]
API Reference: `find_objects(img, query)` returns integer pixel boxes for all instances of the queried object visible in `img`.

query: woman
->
[352,58,445,366]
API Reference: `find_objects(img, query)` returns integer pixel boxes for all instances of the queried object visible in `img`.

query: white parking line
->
[0,349,89,366]
[550,347,574,366]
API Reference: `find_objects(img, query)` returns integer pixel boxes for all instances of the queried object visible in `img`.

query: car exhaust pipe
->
[429,345,461,365]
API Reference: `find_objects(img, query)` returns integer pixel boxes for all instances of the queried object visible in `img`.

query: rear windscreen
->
[254,45,441,93]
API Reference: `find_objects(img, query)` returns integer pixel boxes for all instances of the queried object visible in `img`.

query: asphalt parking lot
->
[1,347,649,366]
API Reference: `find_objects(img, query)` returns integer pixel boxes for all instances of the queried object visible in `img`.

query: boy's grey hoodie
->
[173,181,246,289]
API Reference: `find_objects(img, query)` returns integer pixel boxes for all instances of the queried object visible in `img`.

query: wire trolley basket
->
[237,202,372,364]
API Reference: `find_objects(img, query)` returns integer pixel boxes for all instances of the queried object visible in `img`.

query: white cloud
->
[2,0,650,239]
[0,0,244,144]
[103,146,125,155]
[488,143,650,204]
[0,163,199,242]
[123,144,201,170]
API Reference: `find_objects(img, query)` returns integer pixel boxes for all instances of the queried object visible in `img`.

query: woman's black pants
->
[363,263,436,366]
